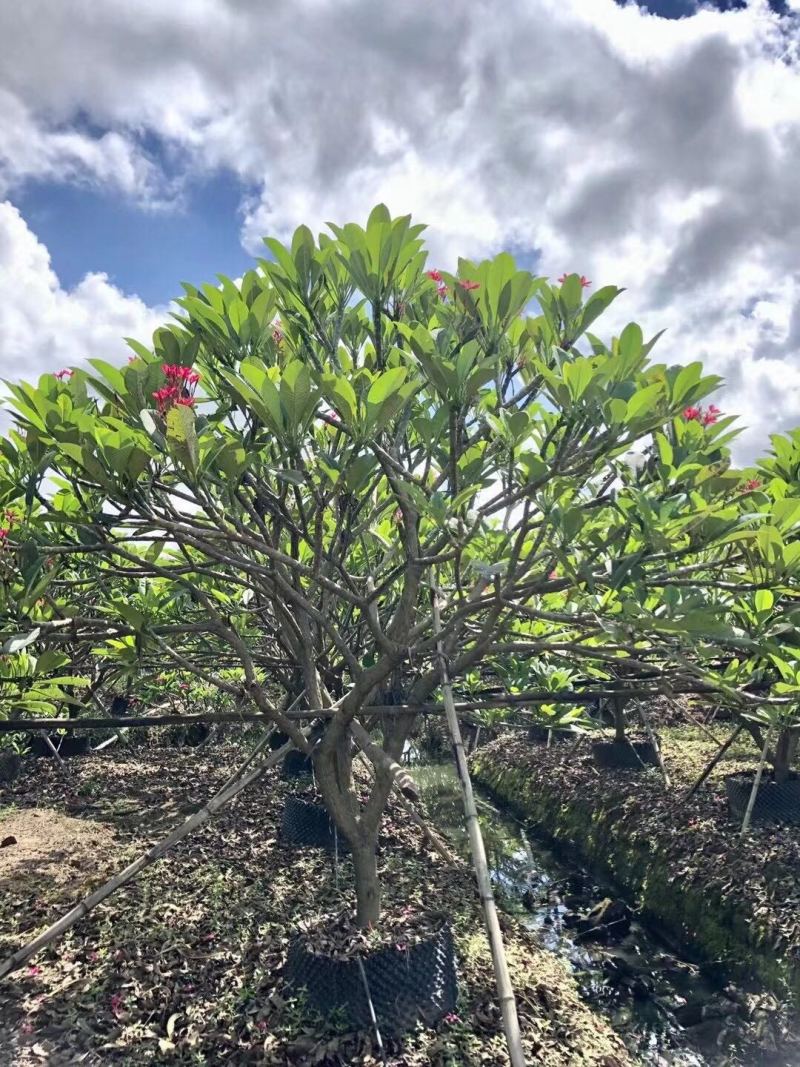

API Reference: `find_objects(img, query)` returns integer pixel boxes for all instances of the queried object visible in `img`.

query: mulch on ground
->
[0,742,630,1066]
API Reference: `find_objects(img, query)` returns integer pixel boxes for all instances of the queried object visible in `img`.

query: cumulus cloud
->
[0,0,798,458]
[0,202,162,386]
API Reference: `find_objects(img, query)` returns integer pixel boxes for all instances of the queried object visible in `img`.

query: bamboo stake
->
[740,725,773,837]
[38,731,69,777]
[0,732,294,981]
[683,724,743,801]
[431,587,526,1067]
[637,704,670,788]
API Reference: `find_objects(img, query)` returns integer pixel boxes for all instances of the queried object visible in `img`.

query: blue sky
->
[0,0,797,460]
[14,168,254,307]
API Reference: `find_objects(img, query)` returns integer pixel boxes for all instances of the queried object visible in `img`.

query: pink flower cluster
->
[558,273,591,288]
[53,368,74,381]
[742,478,762,492]
[272,320,284,345]
[425,269,481,300]
[0,509,18,548]
[683,404,721,427]
[426,269,448,300]
[152,364,201,413]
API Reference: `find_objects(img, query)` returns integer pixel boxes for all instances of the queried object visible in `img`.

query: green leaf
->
[754,589,774,614]
[367,367,407,407]
[166,404,199,472]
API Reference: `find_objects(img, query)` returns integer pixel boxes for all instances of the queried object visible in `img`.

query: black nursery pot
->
[285,922,458,1034]
[724,772,800,827]
[527,725,569,744]
[30,735,91,759]
[591,739,658,770]
[0,752,21,783]
[269,730,290,751]
[280,796,348,853]
[281,750,314,780]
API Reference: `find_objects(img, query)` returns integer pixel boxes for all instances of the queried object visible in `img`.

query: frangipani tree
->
[3,205,793,924]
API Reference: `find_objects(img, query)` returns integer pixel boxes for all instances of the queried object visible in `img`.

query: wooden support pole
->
[683,724,743,801]
[431,586,526,1067]
[740,725,772,837]
[0,730,292,981]
[637,704,670,788]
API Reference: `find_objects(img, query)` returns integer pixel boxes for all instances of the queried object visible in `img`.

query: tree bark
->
[613,697,627,743]
[352,841,381,927]
[773,726,799,785]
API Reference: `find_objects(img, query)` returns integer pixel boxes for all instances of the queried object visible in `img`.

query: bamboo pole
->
[637,704,670,788]
[740,725,773,837]
[38,731,68,774]
[0,730,293,981]
[683,725,743,801]
[0,683,737,734]
[431,587,526,1067]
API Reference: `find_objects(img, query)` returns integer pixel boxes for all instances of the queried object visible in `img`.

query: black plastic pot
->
[0,752,21,784]
[591,739,658,770]
[285,921,457,1034]
[724,772,800,827]
[527,725,569,744]
[281,750,314,779]
[269,730,290,751]
[280,796,348,853]
[30,735,91,759]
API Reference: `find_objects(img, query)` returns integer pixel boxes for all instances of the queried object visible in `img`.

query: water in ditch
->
[413,761,794,1067]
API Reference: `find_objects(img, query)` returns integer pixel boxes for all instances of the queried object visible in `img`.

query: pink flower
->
[54,369,73,381]
[458,279,480,291]
[444,1012,460,1025]
[175,395,196,407]
[437,284,448,300]
[702,404,721,427]
[153,385,179,412]
[0,528,8,543]
[27,964,42,977]
[109,992,125,1017]
[426,269,443,283]
[557,273,591,288]
[742,478,762,492]
[683,403,722,427]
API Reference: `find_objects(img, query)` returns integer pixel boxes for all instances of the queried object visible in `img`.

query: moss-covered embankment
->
[472,731,800,1003]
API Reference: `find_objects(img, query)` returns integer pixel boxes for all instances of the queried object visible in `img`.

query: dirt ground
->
[0,742,631,1066]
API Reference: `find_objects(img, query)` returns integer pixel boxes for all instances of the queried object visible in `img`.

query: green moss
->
[472,753,798,1001]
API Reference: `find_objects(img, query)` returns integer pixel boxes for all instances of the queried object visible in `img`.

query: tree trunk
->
[614,698,627,743]
[352,841,381,927]
[773,726,799,785]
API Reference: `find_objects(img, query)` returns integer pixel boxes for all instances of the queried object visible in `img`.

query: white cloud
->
[0,202,162,388]
[0,0,798,459]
